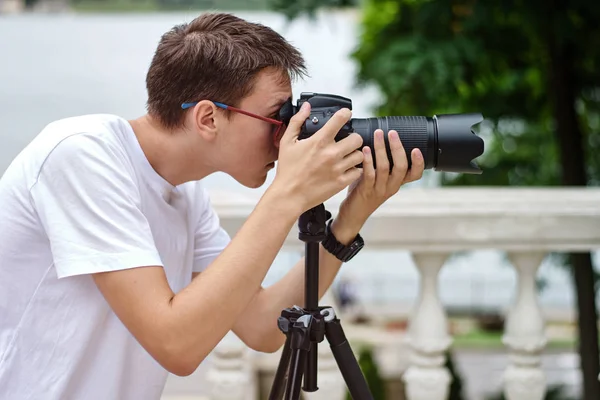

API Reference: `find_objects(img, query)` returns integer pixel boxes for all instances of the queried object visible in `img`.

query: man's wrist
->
[260,185,305,225]
[329,210,366,245]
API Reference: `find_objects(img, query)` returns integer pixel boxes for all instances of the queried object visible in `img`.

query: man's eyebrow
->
[269,97,291,110]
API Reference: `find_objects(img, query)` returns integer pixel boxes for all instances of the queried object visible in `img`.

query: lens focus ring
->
[382,116,429,168]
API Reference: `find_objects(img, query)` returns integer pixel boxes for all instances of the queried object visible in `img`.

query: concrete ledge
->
[208,187,600,252]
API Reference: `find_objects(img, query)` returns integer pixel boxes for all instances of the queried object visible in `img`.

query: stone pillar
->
[502,252,548,400]
[206,339,256,400]
[403,253,453,400]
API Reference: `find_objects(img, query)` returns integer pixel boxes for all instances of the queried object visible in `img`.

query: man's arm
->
[93,188,300,376]
[29,132,290,377]
[226,208,365,353]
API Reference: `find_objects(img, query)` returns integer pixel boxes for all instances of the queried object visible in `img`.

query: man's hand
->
[332,129,425,242]
[271,102,364,214]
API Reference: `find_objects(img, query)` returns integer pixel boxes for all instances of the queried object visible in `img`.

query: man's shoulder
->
[31,113,135,165]
[2,114,135,188]
[41,113,129,143]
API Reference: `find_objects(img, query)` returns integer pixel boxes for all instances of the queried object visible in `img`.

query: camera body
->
[295,93,354,141]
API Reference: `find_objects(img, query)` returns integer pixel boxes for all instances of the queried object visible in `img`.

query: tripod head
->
[298,203,331,243]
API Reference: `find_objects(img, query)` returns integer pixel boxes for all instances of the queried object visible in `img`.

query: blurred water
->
[0,10,590,315]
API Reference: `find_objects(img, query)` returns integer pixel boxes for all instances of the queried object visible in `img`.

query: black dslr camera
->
[278,92,485,174]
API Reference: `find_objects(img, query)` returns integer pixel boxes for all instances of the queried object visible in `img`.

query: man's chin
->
[245,181,266,189]
[235,173,268,189]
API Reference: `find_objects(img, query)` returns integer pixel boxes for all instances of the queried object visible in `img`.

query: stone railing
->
[197,187,600,400]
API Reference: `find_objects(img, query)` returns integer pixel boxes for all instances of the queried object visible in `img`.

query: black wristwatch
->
[322,219,365,262]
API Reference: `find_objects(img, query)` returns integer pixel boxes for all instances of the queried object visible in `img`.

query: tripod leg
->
[303,343,318,392]
[269,335,293,400]
[322,308,374,400]
[284,346,307,400]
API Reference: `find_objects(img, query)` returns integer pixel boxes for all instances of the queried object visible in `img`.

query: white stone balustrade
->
[200,187,600,400]
[403,253,453,400]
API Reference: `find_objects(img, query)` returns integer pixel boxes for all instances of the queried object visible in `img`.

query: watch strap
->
[322,219,364,262]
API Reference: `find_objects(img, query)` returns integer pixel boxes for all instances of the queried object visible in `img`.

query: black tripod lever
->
[267,204,374,400]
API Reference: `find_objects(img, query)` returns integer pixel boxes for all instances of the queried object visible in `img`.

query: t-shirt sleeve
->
[29,133,163,279]
[192,185,230,273]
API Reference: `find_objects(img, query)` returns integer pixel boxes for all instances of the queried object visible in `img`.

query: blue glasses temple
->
[181,101,227,110]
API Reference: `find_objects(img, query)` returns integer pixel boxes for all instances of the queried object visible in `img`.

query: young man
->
[0,12,424,400]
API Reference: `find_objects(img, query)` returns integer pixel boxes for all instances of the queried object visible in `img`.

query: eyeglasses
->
[181,101,286,143]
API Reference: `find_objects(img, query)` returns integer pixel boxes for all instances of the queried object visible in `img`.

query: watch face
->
[344,240,364,261]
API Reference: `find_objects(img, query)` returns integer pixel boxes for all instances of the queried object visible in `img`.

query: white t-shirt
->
[0,114,231,399]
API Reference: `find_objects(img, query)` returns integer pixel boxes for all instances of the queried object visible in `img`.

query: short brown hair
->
[145,12,307,130]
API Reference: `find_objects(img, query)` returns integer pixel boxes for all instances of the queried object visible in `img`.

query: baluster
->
[403,252,452,400]
[206,339,256,400]
[502,252,548,400]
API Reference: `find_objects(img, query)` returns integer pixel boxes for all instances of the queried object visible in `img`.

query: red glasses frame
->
[181,100,286,143]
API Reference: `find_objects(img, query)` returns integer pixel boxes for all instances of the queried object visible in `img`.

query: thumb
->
[280,101,311,145]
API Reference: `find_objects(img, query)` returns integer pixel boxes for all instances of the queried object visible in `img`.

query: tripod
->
[268,203,374,400]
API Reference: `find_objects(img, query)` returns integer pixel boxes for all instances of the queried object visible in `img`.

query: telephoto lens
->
[351,113,485,174]
[286,92,485,174]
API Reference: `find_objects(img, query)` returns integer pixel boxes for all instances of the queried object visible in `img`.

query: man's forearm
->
[239,211,366,351]
[165,187,301,368]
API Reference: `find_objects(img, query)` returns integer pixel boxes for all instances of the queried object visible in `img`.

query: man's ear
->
[191,100,220,141]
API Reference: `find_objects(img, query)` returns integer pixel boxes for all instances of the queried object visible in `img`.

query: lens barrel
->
[351,113,484,174]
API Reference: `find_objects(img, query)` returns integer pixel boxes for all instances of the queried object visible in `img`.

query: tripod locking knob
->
[277,317,290,333]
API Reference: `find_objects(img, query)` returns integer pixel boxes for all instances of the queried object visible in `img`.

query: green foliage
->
[270,0,600,186]
[274,0,599,184]
[345,0,600,187]
[346,345,385,400]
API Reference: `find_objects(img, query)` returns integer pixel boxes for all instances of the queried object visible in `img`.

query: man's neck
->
[128,114,215,187]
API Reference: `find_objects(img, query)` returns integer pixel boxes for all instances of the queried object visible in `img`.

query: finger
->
[333,132,364,157]
[339,149,365,172]
[313,108,352,143]
[388,130,409,187]
[403,149,425,183]
[360,146,376,188]
[340,166,363,189]
[280,101,311,145]
[373,129,389,194]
